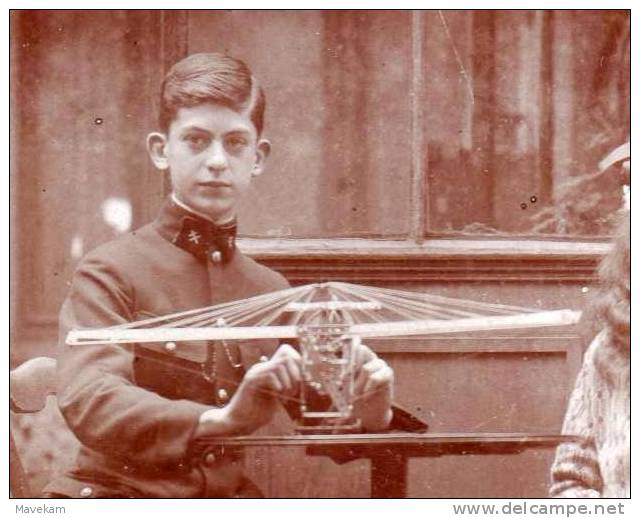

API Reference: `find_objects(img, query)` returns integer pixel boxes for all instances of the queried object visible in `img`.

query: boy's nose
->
[205,142,228,172]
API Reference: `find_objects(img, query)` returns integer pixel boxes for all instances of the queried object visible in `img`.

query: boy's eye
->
[184,134,210,150]
[225,136,248,152]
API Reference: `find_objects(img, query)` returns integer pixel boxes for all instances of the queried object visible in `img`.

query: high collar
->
[153,197,237,264]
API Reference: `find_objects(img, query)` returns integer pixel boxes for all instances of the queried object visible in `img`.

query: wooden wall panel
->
[187,10,412,238]
[424,10,492,232]
[491,11,547,232]
[241,342,581,497]
[425,10,552,234]
[319,11,413,236]
[396,350,570,498]
[550,11,576,201]
[423,10,628,235]
[11,11,190,354]
[12,11,164,337]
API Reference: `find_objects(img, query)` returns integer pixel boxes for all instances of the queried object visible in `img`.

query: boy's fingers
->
[269,345,302,392]
[265,372,283,394]
[284,357,302,385]
[363,358,387,375]
[354,358,381,394]
[275,363,293,393]
[356,358,392,396]
[354,342,376,368]
[273,343,301,362]
[362,366,393,397]
[354,372,365,395]
[255,361,292,395]
[354,367,371,395]
[240,368,279,400]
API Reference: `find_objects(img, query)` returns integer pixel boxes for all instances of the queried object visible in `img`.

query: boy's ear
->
[252,139,271,177]
[146,132,170,171]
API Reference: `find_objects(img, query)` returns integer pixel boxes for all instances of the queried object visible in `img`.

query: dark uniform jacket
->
[44,198,289,498]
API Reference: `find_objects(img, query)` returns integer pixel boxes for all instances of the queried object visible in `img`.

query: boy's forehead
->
[170,102,256,134]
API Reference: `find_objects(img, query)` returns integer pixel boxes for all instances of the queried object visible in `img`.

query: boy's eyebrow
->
[225,129,252,136]
[180,125,211,134]
[180,125,253,136]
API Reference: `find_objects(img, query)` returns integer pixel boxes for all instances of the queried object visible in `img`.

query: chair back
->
[10,357,80,497]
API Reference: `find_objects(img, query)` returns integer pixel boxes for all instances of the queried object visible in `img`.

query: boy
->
[44,53,393,498]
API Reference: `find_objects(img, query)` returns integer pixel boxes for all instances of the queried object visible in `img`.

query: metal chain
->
[221,340,243,369]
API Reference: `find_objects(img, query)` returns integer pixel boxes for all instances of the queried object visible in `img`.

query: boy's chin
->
[197,200,236,222]
[177,191,236,222]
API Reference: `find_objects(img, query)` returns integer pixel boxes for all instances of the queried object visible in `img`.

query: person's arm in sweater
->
[549,337,604,497]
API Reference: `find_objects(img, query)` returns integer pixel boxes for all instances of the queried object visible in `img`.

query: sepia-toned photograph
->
[9,9,629,500]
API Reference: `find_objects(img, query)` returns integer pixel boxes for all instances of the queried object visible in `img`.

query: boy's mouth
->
[198,181,232,189]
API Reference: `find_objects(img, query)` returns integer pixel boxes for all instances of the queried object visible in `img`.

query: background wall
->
[10,10,628,497]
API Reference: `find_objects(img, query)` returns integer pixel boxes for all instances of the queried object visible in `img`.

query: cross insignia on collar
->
[188,230,201,244]
[173,216,237,264]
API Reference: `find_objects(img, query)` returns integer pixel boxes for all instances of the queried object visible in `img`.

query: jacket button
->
[165,342,177,353]
[203,452,216,466]
[80,486,93,497]
[217,388,229,403]
[210,251,222,263]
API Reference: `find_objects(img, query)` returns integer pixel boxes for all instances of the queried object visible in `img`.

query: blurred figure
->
[549,209,630,497]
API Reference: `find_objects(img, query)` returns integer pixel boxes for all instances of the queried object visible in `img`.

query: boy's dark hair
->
[159,53,266,135]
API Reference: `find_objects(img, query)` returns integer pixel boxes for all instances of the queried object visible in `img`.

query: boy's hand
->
[195,343,301,438]
[352,343,394,431]
[354,344,394,398]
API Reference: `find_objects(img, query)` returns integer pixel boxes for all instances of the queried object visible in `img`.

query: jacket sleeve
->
[56,253,211,468]
[549,339,603,497]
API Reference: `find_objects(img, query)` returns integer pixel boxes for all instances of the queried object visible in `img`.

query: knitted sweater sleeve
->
[549,338,604,497]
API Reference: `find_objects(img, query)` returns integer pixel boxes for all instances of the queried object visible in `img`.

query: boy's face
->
[148,102,269,223]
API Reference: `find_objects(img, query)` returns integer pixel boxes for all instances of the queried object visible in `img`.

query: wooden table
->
[194,432,580,498]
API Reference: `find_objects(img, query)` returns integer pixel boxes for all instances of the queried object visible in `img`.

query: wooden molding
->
[367,332,579,354]
[239,237,609,284]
